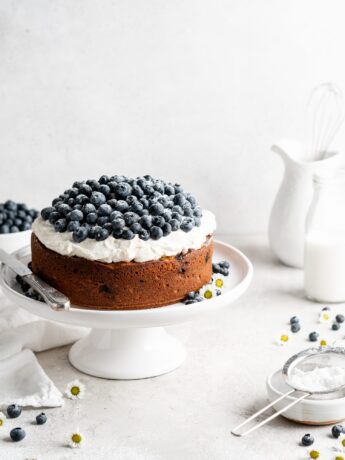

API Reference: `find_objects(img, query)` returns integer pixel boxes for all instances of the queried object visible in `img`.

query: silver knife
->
[0,249,70,311]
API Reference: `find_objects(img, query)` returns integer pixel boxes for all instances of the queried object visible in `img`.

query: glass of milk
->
[304,170,345,302]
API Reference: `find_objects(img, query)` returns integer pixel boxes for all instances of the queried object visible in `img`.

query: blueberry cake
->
[31,175,216,310]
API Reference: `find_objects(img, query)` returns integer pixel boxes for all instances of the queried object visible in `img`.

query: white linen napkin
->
[0,293,88,408]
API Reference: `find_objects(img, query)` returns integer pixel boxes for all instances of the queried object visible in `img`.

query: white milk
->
[305,231,345,302]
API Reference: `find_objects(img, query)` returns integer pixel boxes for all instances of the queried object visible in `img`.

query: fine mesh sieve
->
[231,347,345,437]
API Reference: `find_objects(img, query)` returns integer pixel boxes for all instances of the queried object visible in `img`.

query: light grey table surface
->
[1,234,343,460]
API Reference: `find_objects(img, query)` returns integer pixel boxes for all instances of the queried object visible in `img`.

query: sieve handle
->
[231,390,310,437]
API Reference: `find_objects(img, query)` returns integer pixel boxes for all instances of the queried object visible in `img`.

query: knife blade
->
[0,249,70,311]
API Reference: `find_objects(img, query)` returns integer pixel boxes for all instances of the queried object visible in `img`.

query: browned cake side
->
[31,233,213,310]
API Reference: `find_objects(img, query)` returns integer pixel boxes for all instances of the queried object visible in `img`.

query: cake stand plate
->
[0,240,253,380]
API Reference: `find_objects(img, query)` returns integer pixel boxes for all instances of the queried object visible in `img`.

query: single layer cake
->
[31,174,216,310]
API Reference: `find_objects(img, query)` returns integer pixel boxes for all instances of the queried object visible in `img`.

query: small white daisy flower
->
[65,379,85,400]
[199,284,216,300]
[319,310,331,323]
[212,274,226,290]
[0,411,5,428]
[275,333,289,346]
[69,431,83,448]
[336,434,345,453]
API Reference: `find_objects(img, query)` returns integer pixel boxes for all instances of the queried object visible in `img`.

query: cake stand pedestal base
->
[68,327,186,379]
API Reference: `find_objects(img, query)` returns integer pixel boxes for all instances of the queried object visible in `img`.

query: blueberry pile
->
[0,201,38,234]
[40,175,203,243]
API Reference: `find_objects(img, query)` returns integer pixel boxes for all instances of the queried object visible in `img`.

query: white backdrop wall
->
[1,0,345,234]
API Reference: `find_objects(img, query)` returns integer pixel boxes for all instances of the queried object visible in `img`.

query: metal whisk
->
[307,82,344,161]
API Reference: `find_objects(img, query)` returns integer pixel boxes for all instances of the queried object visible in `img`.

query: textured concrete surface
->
[1,234,344,459]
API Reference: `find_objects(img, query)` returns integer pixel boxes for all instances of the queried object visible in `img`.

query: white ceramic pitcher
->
[268,139,343,268]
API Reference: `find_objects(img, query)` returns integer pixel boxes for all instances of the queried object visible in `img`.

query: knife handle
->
[24,273,70,311]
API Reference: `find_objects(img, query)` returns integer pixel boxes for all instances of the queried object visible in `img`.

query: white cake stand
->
[0,240,252,380]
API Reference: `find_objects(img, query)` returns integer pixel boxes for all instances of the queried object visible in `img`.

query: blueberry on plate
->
[301,433,314,446]
[291,322,301,333]
[10,427,26,442]
[336,314,345,323]
[309,331,319,342]
[7,404,22,418]
[36,412,47,425]
[290,316,299,325]
[332,424,344,438]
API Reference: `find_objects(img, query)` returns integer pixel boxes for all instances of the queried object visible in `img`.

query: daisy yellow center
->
[342,439,345,447]
[336,456,345,460]
[204,290,213,299]
[0,419,3,427]
[309,451,319,459]
[320,339,327,346]
[72,433,82,444]
[280,334,289,342]
[323,313,329,320]
[215,278,223,288]
[71,386,80,396]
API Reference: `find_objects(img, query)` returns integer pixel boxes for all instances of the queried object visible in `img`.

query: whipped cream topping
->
[32,210,216,263]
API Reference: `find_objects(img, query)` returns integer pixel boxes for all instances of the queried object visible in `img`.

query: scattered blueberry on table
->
[6,404,22,419]
[290,322,301,333]
[332,424,344,438]
[332,322,341,331]
[0,201,38,234]
[336,314,345,323]
[290,316,299,325]
[9,427,26,442]
[40,175,203,242]
[36,412,47,425]
[308,331,319,342]
[301,433,314,446]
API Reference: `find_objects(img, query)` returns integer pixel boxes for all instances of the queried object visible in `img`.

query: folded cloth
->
[0,292,88,407]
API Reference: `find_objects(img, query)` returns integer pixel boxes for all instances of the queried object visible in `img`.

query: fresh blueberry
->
[75,194,89,205]
[88,226,96,239]
[171,212,183,222]
[174,193,186,207]
[115,200,129,213]
[72,227,88,243]
[110,210,124,221]
[5,200,17,211]
[20,222,31,231]
[70,209,84,222]
[132,185,144,197]
[107,199,118,208]
[140,197,149,208]
[83,203,96,215]
[174,183,184,193]
[322,306,330,311]
[79,184,92,196]
[193,207,203,217]
[122,229,135,240]
[41,206,55,220]
[130,201,144,214]
[99,175,110,184]
[48,211,60,224]
[98,204,112,216]
[139,229,150,240]
[112,218,125,231]
[301,433,314,446]
[36,413,47,425]
[180,217,194,232]
[86,212,98,224]
[10,427,26,442]
[10,226,19,233]
[194,217,201,227]
[172,205,183,215]
[7,404,22,418]
[115,182,132,199]
[169,219,180,231]
[99,184,111,197]
[291,322,301,333]
[86,179,100,190]
[332,322,341,331]
[150,226,163,240]
[90,191,106,206]
[152,216,165,227]
[332,424,344,438]
[124,212,140,226]
[97,216,109,226]
[212,263,222,274]
[336,314,345,323]
[162,222,172,236]
[219,260,230,269]
[94,227,109,241]
[164,184,175,195]
[308,331,319,342]
[131,223,142,234]
[0,224,10,234]
[72,180,84,189]
[290,316,299,325]
[67,221,80,232]
[139,215,152,229]
[149,203,165,216]
[54,219,67,232]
